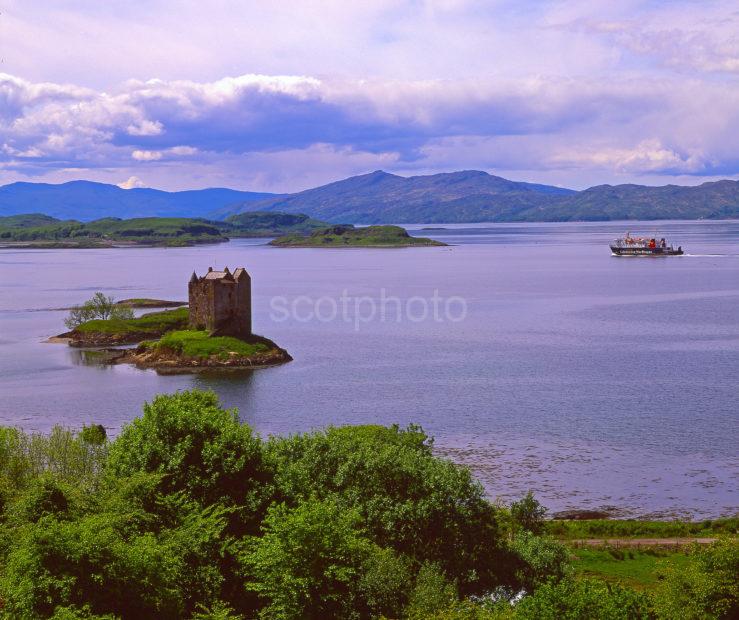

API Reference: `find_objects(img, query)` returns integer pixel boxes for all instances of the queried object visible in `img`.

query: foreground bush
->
[0,390,735,619]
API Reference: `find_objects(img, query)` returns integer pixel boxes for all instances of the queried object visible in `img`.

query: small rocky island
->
[269,224,447,247]
[55,267,291,372]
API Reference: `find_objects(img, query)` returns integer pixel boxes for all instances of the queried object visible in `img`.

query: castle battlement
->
[188,266,252,338]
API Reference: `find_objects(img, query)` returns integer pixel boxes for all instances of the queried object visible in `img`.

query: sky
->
[1,0,738,192]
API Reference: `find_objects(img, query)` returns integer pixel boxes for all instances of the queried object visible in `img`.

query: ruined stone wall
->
[188,279,214,331]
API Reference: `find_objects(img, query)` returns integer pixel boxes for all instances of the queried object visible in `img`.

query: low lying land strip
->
[568,537,719,548]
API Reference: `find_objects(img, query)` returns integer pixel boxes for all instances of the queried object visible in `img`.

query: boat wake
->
[682,253,738,258]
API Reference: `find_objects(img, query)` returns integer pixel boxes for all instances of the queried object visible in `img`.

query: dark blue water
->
[1,220,737,518]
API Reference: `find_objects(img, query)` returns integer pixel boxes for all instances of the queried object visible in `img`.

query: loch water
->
[1,220,737,518]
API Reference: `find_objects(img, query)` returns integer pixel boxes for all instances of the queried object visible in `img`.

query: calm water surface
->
[1,220,737,518]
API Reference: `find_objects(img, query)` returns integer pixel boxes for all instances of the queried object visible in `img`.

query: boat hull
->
[610,246,683,256]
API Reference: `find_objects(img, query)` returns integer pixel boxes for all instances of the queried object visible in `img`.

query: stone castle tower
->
[188,267,252,338]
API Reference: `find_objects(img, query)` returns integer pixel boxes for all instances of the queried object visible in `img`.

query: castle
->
[188,267,252,338]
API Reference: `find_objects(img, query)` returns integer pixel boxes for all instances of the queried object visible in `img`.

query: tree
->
[105,391,272,533]
[510,492,547,536]
[64,292,134,330]
[266,425,506,594]
[243,498,388,619]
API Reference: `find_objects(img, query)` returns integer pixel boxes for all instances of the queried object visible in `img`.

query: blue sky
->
[1,0,738,191]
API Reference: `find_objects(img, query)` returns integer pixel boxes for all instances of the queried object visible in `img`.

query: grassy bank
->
[547,517,738,540]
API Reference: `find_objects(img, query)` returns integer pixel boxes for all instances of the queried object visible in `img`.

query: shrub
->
[514,577,655,619]
[653,538,739,619]
[65,292,134,330]
[510,531,571,591]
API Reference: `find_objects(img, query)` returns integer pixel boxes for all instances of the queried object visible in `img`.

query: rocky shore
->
[111,334,292,372]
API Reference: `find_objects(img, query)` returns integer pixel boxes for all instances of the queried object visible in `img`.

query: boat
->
[610,233,683,256]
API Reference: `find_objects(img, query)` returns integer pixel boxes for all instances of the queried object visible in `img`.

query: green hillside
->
[221,211,331,236]
[0,216,226,247]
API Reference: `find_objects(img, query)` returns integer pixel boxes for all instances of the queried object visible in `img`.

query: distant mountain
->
[223,171,739,223]
[0,181,277,221]
[220,170,576,223]
[524,180,739,222]
[3,173,739,224]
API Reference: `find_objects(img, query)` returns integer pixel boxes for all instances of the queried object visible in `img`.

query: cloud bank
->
[0,1,737,191]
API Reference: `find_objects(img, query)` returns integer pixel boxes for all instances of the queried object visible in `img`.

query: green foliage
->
[0,215,227,246]
[105,391,271,532]
[73,306,188,335]
[1,512,184,618]
[510,492,547,535]
[653,539,739,619]
[244,498,378,619]
[510,531,571,591]
[546,517,739,539]
[80,424,106,446]
[270,224,446,247]
[405,562,459,619]
[222,211,331,237]
[12,474,78,523]
[65,292,135,329]
[357,545,412,617]
[152,330,268,359]
[514,577,655,619]
[0,425,107,493]
[266,424,505,594]
[3,389,735,619]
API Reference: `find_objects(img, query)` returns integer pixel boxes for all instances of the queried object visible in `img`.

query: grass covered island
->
[0,389,734,619]
[60,307,190,346]
[117,329,291,371]
[269,224,448,247]
[55,293,291,371]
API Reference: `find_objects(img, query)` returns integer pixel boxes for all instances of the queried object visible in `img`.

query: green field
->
[571,546,692,591]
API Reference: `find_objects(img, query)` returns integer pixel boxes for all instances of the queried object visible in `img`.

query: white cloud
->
[168,146,198,156]
[126,120,163,136]
[131,149,162,161]
[550,139,708,174]
[118,175,146,189]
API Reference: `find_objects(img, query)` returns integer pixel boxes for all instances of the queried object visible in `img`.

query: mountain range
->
[0,181,276,220]
[1,172,738,223]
